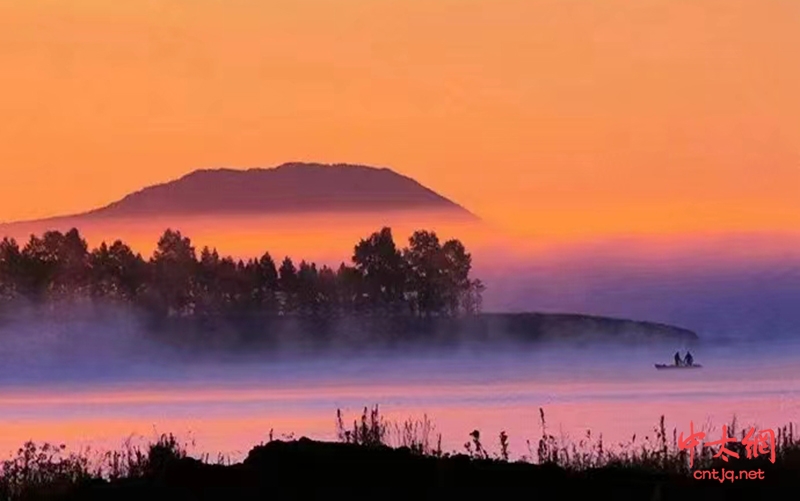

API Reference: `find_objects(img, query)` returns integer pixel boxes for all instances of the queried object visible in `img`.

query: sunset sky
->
[1,0,798,242]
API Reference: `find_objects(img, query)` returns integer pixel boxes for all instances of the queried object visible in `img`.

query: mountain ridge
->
[10,163,479,225]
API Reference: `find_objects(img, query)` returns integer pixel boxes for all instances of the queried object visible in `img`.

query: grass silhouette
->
[0,407,796,500]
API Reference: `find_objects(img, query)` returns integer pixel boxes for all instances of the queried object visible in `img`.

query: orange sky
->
[1,0,798,242]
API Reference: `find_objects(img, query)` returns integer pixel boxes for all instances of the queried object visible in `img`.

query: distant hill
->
[136,311,700,355]
[477,312,700,344]
[17,163,479,224]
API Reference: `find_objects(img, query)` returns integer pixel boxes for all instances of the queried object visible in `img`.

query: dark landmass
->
[480,312,700,344]
[142,312,699,355]
[28,436,794,501]
[7,163,479,225]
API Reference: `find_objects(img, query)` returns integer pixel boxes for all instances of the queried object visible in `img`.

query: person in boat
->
[684,351,694,366]
[674,351,682,366]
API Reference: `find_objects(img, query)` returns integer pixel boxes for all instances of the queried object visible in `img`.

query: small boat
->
[655,364,702,369]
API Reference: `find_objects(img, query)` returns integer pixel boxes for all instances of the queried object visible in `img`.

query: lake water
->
[1,337,798,462]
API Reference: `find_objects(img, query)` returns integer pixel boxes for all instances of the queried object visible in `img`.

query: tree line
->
[0,227,485,320]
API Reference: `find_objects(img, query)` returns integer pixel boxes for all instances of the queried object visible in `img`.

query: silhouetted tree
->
[440,238,473,316]
[19,231,72,302]
[317,265,339,317]
[352,227,407,315]
[296,261,320,316]
[403,230,447,317]
[278,257,298,315]
[335,262,365,315]
[88,240,146,301]
[0,237,22,302]
[149,229,197,317]
[462,279,485,315]
[217,256,243,312]
[56,228,91,298]
[196,246,222,316]
[253,252,279,314]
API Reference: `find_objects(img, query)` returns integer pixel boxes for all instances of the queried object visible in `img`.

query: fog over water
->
[0,219,798,461]
[0,305,798,461]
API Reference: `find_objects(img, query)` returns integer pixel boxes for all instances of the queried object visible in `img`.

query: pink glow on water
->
[1,340,799,462]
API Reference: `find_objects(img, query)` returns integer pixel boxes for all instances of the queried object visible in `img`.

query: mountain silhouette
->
[51,163,477,221]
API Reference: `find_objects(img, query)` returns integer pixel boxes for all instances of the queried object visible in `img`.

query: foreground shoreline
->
[61,438,787,501]
[2,409,795,500]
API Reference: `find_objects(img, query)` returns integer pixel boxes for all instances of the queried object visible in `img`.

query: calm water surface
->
[1,338,799,461]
